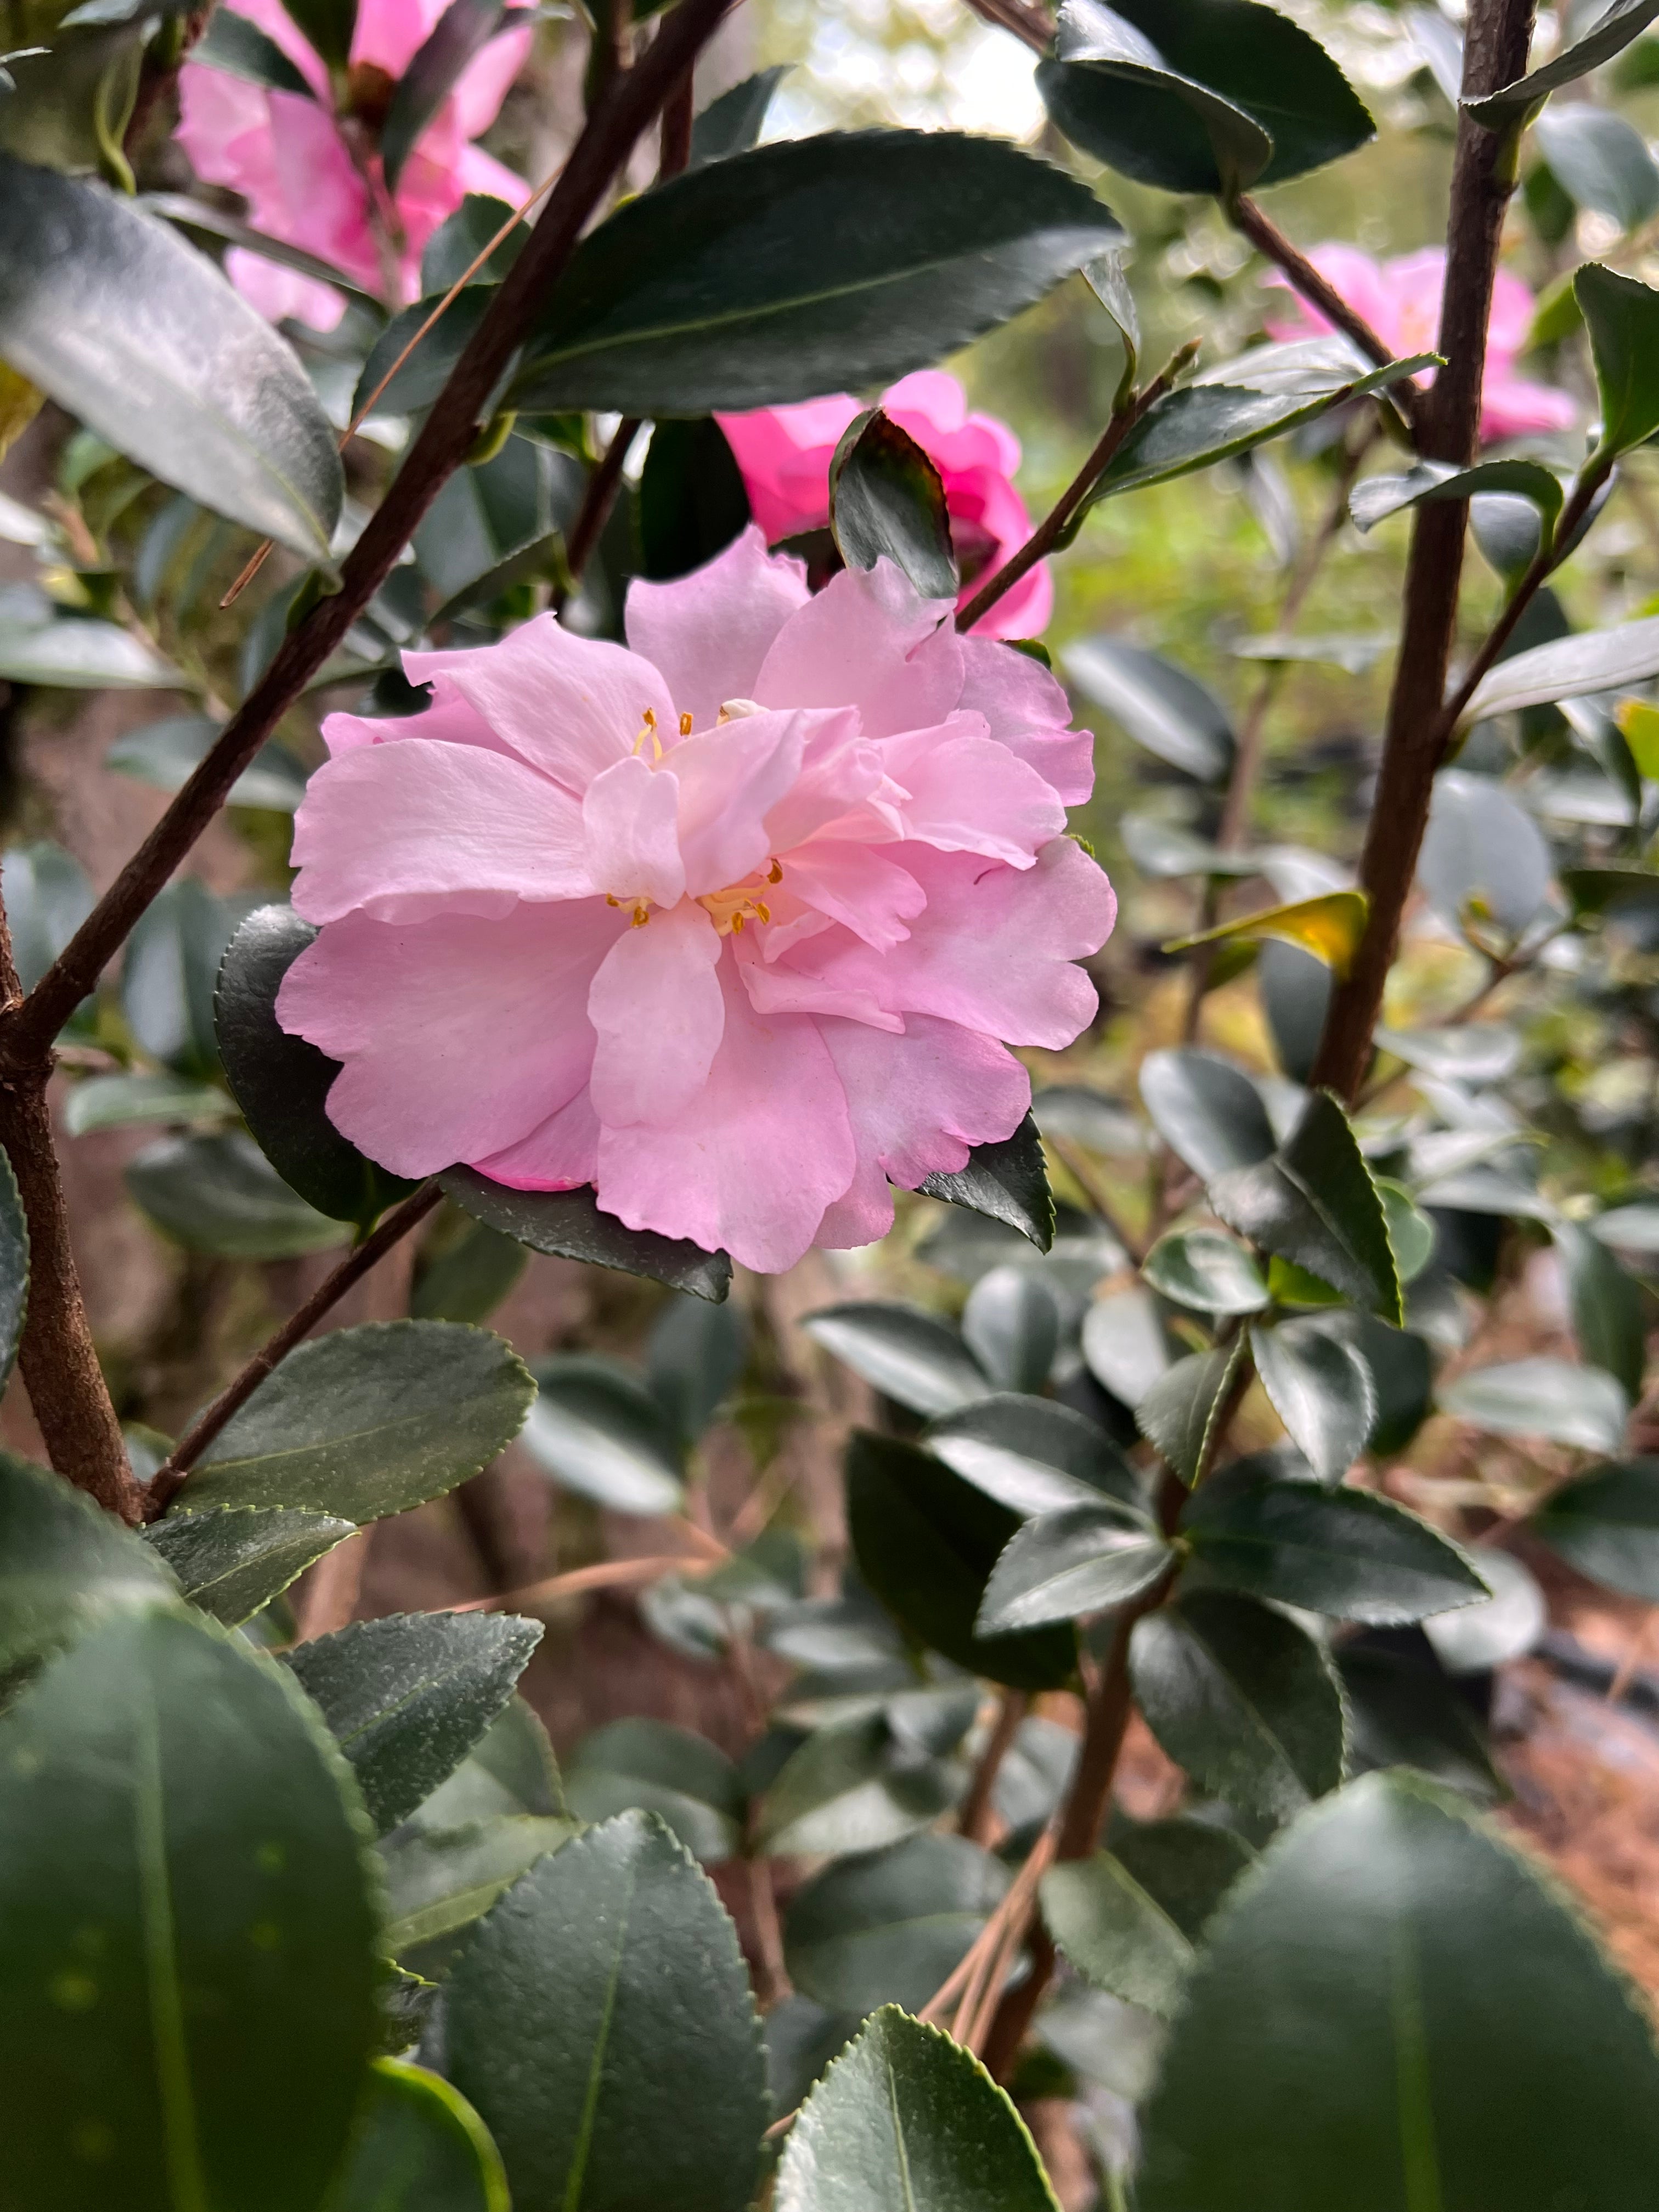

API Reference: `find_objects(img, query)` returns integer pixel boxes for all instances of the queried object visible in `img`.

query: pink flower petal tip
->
[279,528,1115,1272]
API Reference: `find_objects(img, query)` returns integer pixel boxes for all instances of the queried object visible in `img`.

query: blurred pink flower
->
[278,528,1113,1272]
[718,370,1054,639]
[1267,245,1577,443]
[177,0,530,331]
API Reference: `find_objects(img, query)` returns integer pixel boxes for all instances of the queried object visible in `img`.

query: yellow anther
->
[731,911,746,933]
[766,858,783,884]
[679,710,693,736]
[631,901,651,928]
[755,902,771,924]
[633,707,663,761]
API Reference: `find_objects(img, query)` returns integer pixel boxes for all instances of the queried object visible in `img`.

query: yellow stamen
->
[633,707,663,761]
[679,710,693,736]
[766,859,783,885]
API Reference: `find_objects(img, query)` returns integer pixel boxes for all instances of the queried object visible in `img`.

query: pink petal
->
[957,634,1094,805]
[879,714,1065,865]
[716,400,860,541]
[673,709,810,896]
[586,900,724,1127]
[473,1085,599,1189]
[755,561,963,738]
[1481,377,1577,439]
[583,755,685,908]
[761,708,885,853]
[770,840,925,951]
[595,964,856,1272]
[322,679,500,758]
[278,901,620,1174]
[405,619,675,796]
[450,19,535,138]
[290,741,591,923]
[624,526,810,732]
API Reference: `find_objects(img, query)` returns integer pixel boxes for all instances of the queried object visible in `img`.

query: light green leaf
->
[1463,612,1659,723]
[1143,1231,1270,1317]
[64,1071,235,1137]
[1438,1356,1630,1452]
[1418,769,1553,942]
[1061,639,1234,781]
[1349,457,1564,537]
[1466,0,1659,125]
[1165,890,1369,978]
[1252,1317,1376,1483]
[144,1504,354,1627]
[0,612,176,688]
[1538,110,1659,231]
[1042,1851,1194,2019]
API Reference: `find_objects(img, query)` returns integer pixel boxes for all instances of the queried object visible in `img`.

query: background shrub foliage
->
[7,0,1659,2202]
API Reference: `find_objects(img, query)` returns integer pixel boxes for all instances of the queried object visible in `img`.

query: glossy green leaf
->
[1349,456,1564,538]
[145,1504,354,1627]
[447,1810,768,2212]
[1594,1200,1659,1253]
[1109,1813,1254,1938]
[830,408,957,600]
[1438,1356,1630,1452]
[0,1450,174,1673]
[847,1430,1078,1691]
[1577,262,1659,463]
[0,154,342,561]
[1062,640,1234,781]
[1338,1635,1503,1802]
[1538,110,1659,230]
[1467,0,1659,125]
[0,1610,379,2212]
[63,1071,235,1137]
[380,1816,574,1968]
[1210,1090,1403,1324]
[1181,1465,1489,1622]
[917,1114,1057,1251]
[1554,1220,1645,1398]
[689,65,789,166]
[978,1502,1171,1632]
[382,0,506,190]
[1321,1310,1432,1457]
[1418,769,1553,942]
[126,1130,350,1259]
[179,1320,534,1522]
[1139,1048,1277,1180]
[409,1214,527,1325]
[1143,1229,1269,1316]
[1137,1772,1659,2210]
[1376,1179,1436,1286]
[410,1695,565,1830]
[785,1835,1009,2016]
[1041,1851,1193,2019]
[1375,1023,1521,1085]
[283,0,356,72]
[1129,1589,1345,1822]
[285,1612,541,1835]
[440,1167,731,1301]
[1423,1547,1546,1674]
[191,7,315,94]
[647,1290,749,1446]
[776,2006,1059,2212]
[3,842,93,1000]
[108,715,307,811]
[960,1268,1061,1395]
[123,877,234,1081]
[1136,1341,1244,1485]
[0,610,176,687]
[564,1719,742,1863]
[757,1713,961,1857]
[1463,612,1659,722]
[521,1354,684,1516]
[1252,1317,1376,1483]
[322,2060,509,2212]
[637,416,751,582]
[926,1393,1141,1516]
[511,132,1122,413]
[1561,864,1659,925]
[1081,1286,1175,1409]
[804,1302,987,1417]
[1530,1458,1659,1600]
[1255,937,1331,1076]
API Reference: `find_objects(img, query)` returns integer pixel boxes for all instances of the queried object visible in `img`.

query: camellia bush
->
[12,0,1659,2200]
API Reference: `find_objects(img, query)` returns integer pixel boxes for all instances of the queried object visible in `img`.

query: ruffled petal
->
[673,708,809,896]
[277,900,620,1174]
[472,1085,600,1189]
[956,634,1094,805]
[290,740,591,923]
[769,840,924,951]
[755,560,963,738]
[624,526,809,731]
[879,714,1065,865]
[586,899,725,1127]
[583,754,685,908]
[715,402,859,541]
[595,964,856,1272]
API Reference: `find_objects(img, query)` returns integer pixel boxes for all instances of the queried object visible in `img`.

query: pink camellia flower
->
[717,371,1054,639]
[1267,245,1576,443]
[177,0,531,331]
[276,528,1113,1272]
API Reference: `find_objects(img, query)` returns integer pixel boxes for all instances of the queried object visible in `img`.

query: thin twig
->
[550,419,642,614]
[957,1689,1028,1843]
[1231,198,1420,429]
[145,1181,443,1515]
[454,1551,718,1613]
[955,345,1198,634]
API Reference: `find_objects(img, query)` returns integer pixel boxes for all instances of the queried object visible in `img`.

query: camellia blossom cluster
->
[1267,245,1577,443]
[278,528,1115,1272]
[177,0,530,330]
[719,371,1053,639]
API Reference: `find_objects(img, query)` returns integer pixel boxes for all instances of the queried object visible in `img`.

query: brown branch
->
[957,1689,1028,1843]
[1231,198,1420,432]
[0,0,739,1071]
[660,64,695,174]
[145,1180,443,1515]
[960,0,1053,57]
[1310,0,1539,1103]
[955,344,1198,635]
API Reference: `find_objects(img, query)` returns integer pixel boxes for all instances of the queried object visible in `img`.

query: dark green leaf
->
[322,2059,509,2212]
[511,132,1123,414]
[283,0,356,74]
[142,193,383,313]
[564,1719,743,1862]
[1041,1851,1193,2019]
[382,0,505,191]
[960,1267,1060,1395]
[1561,864,1659,924]
[1252,1317,1376,1483]
[1423,1548,1545,1674]
[926,1393,1142,1516]
[1128,1589,1345,1821]
[1137,1772,1659,2210]
[447,1811,768,2212]
[1537,110,1659,230]
[0,154,342,561]
[409,1214,527,1325]
[123,877,234,1080]
[0,1449,174,1673]
[1321,1310,1432,1456]
[1081,1286,1175,1408]
[177,1319,534,1522]
[1108,1813,1254,1940]
[1463,612,1659,721]
[830,408,957,600]
[521,1353,684,1515]
[1143,1229,1268,1316]
[1418,770,1553,942]
[420,194,528,294]
[1349,456,1564,537]
[1338,1634,1503,1801]
[109,714,306,811]
[1577,262,1659,459]
[1437,1356,1630,1452]
[441,1168,731,1301]
[979,1503,1171,1631]
[145,1503,354,1627]
[803,1303,986,1417]
[126,1130,351,1259]
[1181,1465,1488,1622]
[1062,640,1234,781]
[637,416,751,582]
[1209,1090,1403,1324]
[757,1713,960,1857]
[777,2006,1058,2212]
[1136,1341,1244,1485]
[284,1612,541,1835]
[689,66,789,166]
[1531,1458,1659,1600]
[380,1816,574,1969]
[1466,0,1659,125]
[0,1610,379,2212]
[353,286,493,417]
[785,1835,1009,2015]
[3,842,92,997]
[410,1695,566,1829]
[917,1114,1057,1251]
[847,1430,1078,1690]
[1138,1048,1276,1179]
[1554,1220,1645,1399]
[1260,938,1331,1081]
[191,7,315,95]
[647,1290,749,1444]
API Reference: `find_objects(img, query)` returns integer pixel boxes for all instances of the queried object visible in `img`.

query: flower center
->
[697,859,784,936]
